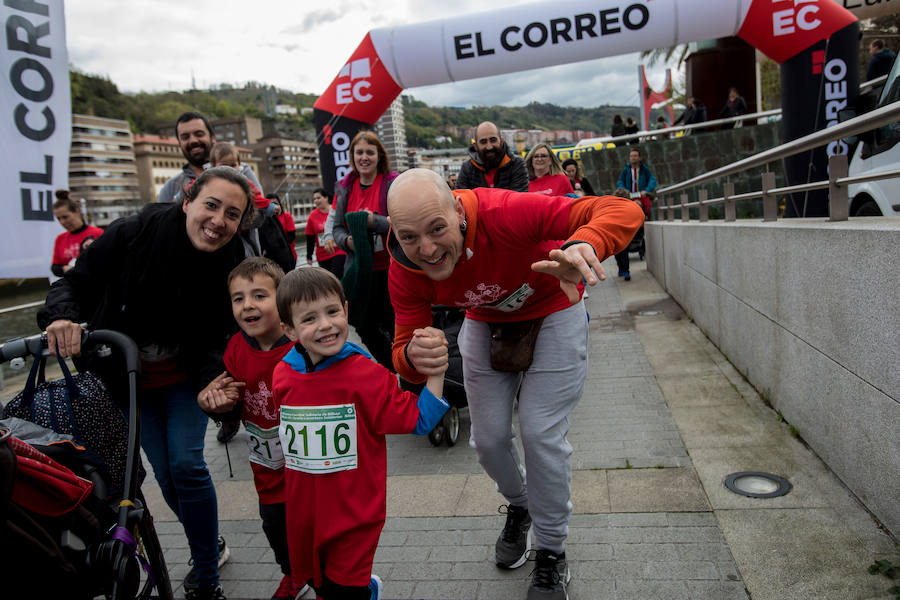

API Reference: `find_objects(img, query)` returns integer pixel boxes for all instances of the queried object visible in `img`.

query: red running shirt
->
[305,208,345,264]
[51,225,104,267]
[224,333,291,504]
[528,174,574,196]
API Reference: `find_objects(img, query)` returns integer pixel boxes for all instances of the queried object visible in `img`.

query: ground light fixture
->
[723,471,792,498]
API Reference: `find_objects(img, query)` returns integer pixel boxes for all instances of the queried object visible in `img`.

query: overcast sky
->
[64,0,682,109]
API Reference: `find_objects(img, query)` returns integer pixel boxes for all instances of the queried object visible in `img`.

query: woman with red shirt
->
[50,190,104,277]
[526,143,574,196]
[329,131,398,370]
[305,187,346,277]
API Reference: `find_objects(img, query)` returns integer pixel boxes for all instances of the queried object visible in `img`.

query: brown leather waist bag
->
[487,317,546,373]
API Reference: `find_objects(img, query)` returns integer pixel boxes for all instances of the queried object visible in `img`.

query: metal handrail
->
[860,73,888,92]
[574,109,783,148]
[656,100,900,196]
[0,300,43,315]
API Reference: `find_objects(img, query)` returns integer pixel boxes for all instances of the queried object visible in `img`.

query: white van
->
[847,54,900,216]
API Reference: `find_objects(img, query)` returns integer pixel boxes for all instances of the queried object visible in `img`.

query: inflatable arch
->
[314,0,869,194]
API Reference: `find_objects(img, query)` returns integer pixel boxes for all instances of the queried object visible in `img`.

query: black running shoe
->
[495,504,531,569]
[184,536,230,591]
[527,549,570,600]
[184,584,227,600]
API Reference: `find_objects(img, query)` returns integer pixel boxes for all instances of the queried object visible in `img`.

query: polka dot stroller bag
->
[2,349,130,494]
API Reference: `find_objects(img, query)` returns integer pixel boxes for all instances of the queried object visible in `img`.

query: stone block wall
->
[581,122,786,219]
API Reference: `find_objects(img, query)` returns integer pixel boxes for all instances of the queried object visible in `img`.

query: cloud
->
[63,1,683,105]
[280,9,342,35]
[409,53,675,108]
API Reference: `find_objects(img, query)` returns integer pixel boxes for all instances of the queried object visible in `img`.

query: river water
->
[0,278,50,384]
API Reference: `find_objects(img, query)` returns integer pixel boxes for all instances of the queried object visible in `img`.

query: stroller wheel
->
[428,423,446,447]
[443,406,460,447]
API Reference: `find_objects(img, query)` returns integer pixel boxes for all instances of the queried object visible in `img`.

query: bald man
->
[386,169,644,600]
[456,121,528,192]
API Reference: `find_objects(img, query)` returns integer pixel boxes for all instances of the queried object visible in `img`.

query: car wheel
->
[853,200,882,216]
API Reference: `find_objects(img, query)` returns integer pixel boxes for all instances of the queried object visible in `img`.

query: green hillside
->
[70,69,643,148]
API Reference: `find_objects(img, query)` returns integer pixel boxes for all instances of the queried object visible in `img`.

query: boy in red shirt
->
[198,257,308,600]
[272,267,449,600]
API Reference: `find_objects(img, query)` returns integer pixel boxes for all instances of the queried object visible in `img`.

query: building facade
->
[375,97,409,172]
[134,134,262,204]
[69,114,141,226]
[250,136,321,219]
[412,148,469,180]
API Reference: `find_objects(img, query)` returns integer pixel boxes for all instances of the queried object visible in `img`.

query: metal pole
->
[698,189,709,222]
[762,172,777,222]
[667,196,675,222]
[681,193,690,222]
[828,154,849,222]
[724,183,736,222]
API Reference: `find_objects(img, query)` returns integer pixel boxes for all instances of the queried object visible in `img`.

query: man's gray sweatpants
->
[458,301,588,554]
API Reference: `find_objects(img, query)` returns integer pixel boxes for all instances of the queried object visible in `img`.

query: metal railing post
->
[762,172,777,221]
[667,196,674,221]
[828,154,849,222]
[681,193,690,222]
[698,189,709,222]
[724,183,735,222]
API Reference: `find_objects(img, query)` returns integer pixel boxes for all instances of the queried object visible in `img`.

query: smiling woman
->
[37,166,256,599]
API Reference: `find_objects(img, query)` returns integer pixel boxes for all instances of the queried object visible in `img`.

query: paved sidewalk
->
[145,257,899,599]
[6,257,895,599]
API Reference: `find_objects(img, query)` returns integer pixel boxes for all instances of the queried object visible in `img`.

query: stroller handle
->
[0,329,140,375]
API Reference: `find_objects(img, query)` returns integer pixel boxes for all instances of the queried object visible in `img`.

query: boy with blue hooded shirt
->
[272,267,449,600]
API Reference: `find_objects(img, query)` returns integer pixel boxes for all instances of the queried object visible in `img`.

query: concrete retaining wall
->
[582,122,784,218]
[645,219,900,536]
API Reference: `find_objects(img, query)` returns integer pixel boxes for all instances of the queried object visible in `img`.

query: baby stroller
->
[400,307,468,447]
[0,329,173,600]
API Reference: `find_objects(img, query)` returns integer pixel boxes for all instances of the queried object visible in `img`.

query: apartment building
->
[134,134,261,203]
[375,97,409,172]
[69,114,141,226]
[250,136,321,219]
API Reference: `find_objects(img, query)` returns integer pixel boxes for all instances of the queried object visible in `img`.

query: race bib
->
[245,421,285,470]
[279,404,358,474]
[492,284,535,312]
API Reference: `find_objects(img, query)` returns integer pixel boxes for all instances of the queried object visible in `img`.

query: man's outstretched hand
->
[531,243,606,303]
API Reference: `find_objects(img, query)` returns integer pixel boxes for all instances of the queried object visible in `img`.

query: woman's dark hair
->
[561,158,581,179]
[276,266,346,325]
[312,188,328,197]
[613,114,623,124]
[185,166,256,230]
[52,189,80,212]
[349,130,390,177]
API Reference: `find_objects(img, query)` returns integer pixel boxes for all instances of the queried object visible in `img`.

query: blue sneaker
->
[368,574,383,600]
[623,272,631,281]
[617,269,625,277]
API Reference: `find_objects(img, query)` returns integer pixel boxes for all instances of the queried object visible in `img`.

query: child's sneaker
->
[368,574,383,600]
[271,574,310,600]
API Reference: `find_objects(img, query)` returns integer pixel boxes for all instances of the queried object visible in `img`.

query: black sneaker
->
[184,584,227,600]
[495,504,531,569]
[184,536,231,590]
[217,419,240,443]
[526,549,570,600]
